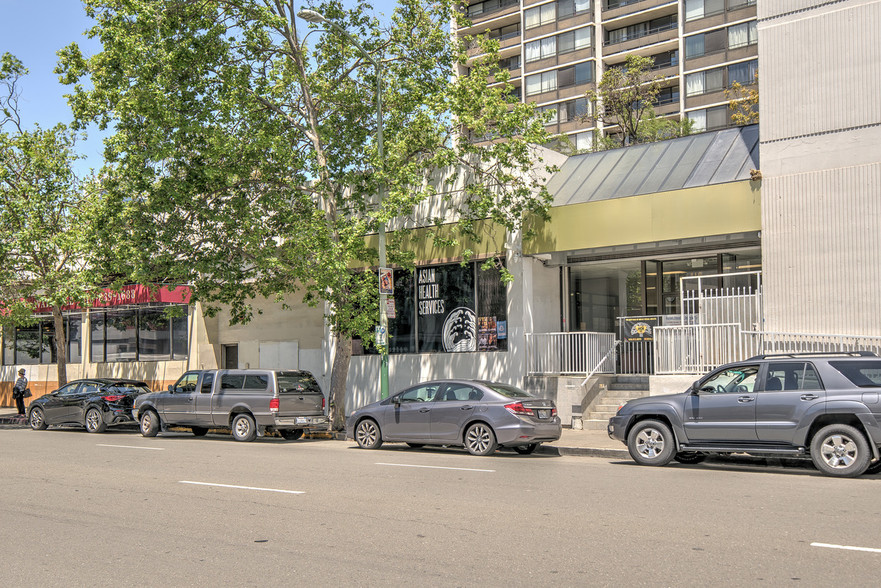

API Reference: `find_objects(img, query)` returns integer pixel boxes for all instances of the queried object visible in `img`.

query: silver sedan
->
[345,379,562,456]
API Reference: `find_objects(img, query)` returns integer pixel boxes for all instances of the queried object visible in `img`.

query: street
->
[2,428,880,587]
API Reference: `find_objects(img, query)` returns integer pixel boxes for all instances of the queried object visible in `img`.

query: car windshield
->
[111,385,150,394]
[278,372,321,394]
[484,383,533,398]
[830,360,881,387]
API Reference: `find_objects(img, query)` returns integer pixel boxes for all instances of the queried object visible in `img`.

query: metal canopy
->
[548,124,760,206]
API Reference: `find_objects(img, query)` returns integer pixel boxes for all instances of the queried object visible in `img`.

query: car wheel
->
[140,410,160,437]
[811,424,870,477]
[280,429,304,441]
[191,426,208,437]
[84,407,107,434]
[406,443,425,449]
[355,419,383,449]
[513,443,539,455]
[865,459,881,476]
[627,420,676,466]
[674,452,705,464]
[29,407,47,431]
[231,414,257,442]
[464,422,497,456]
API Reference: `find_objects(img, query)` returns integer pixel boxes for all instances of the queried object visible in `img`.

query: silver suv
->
[608,352,881,477]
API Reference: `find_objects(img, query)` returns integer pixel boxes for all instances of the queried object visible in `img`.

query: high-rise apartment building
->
[456,0,758,149]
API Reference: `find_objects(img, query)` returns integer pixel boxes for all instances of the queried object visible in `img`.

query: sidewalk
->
[0,406,627,458]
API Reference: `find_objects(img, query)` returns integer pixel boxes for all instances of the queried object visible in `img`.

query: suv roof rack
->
[747,351,878,360]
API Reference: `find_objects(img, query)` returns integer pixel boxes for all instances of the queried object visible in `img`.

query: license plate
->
[296,417,309,425]
[537,409,550,419]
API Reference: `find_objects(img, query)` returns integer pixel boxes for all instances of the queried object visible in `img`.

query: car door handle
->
[800,394,819,401]
[738,396,755,403]
[460,405,474,411]
[419,408,431,413]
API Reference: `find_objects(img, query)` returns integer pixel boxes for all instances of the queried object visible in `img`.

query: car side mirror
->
[168,385,175,393]
[690,381,701,395]
[393,396,401,406]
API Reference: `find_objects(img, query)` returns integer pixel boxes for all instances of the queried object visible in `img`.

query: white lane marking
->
[97,444,165,451]
[179,481,304,494]
[376,462,495,473]
[811,542,881,554]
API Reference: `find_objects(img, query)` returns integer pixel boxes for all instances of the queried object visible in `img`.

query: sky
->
[0,0,398,175]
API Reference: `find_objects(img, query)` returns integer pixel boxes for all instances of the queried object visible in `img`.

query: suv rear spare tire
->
[627,419,676,466]
[810,424,870,477]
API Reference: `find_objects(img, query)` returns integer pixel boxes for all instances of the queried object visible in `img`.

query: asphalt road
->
[2,427,881,587]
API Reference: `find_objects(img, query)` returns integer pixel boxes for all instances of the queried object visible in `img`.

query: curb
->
[539,445,630,459]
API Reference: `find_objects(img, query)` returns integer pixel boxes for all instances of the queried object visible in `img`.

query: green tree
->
[726,71,759,126]
[57,0,553,429]
[587,55,692,150]
[0,53,103,387]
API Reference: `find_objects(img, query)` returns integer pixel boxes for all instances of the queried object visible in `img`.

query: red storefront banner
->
[29,285,191,314]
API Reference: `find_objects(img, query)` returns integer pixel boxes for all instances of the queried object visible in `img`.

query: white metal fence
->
[526,332,616,376]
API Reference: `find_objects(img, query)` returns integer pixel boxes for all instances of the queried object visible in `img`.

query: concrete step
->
[608,382,649,391]
[582,419,611,431]
[600,390,648,400]
[595,403,626,413]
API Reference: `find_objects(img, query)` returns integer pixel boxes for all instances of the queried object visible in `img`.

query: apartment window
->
[557,0,591,19]
[466,0,518,18]
[688,105,728,132]
[560,96,590,121]
[655,86,680,106]
[537,104,559,125]
[728,21,758,49]
[606,15,676,45]
[499,55,520,70]
[685,0,725,21]
[526,37,557,62]
[526,70,557,95]
[573,131,593,151]
[685,67,723,96]
[685,28,726,58]
[650,50,679,69]
[525,3,556,29]
[556,61,593,88]
[559,27,592,54]
[488,22,520,41]
[728,59,758,85]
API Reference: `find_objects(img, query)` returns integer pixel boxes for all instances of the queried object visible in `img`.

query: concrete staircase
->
[581,375,650,430]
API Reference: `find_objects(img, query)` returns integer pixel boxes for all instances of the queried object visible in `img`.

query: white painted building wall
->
[758,0,881,336]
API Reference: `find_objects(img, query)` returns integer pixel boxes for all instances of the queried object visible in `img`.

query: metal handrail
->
[581,340,620,387]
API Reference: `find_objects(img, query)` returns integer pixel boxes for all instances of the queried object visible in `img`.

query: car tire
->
[280,429,304,441]
[627,420,676,466]
[810,424,870,477]
[674,452,705,464]
[29,407,48,431]
[355,419,383,449]
[231,413,257,442]
[140,410,160,437]
[464,422,497,456]
[513,443,540,455]
[191,426,208,437]
[84,407,107,434]
[864,459,881,476]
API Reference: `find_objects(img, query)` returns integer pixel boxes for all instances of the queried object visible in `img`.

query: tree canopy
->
[57,0,554,426]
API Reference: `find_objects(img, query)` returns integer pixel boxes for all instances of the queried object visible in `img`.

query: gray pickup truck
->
[133,369,327,441]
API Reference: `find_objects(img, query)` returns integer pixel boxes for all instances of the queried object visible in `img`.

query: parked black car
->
[28,379,151,433]
[608,352,881,477]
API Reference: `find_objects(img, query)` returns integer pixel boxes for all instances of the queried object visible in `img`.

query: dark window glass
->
[243,375,269,390]
[200,373,214,394]
[138,309,171,362]
[40,321,56,364]
[704,29,726,53]
[397,384,441,403]
[172,314,188,359]
[278,372,322,394]
[706,105,728,130]
[68,316,82,364]
[485,383,532,398]
[105,310,138,362]
[417,264,476,353]
[766,363,824,391]
[478,264,508,351]
[176,373,199,392]
[220,375,245,389]
[389,270,416,354]
[830,361,881,387]
[728,59,758,86]
[685,34,704,58]
[91,312,105,362]
[441,384,483,401]
[16,324,40,365]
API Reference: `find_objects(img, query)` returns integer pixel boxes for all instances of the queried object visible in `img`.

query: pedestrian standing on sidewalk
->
[12,368,28,416]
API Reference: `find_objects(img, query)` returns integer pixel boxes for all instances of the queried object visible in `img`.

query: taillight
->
[322,396,326,410]
[269,398,279,412]
[102,395,124,402]
[505,402,535,416]
[551,407,557,417]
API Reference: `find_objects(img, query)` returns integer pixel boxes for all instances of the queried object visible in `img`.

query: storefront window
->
[91,305,188,363]
[2,316,83,365]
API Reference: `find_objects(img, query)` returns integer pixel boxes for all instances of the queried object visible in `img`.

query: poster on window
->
[417,265,476,353]
[478,317,498,351]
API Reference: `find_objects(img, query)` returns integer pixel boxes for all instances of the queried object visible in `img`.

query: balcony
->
[602,0,677,22]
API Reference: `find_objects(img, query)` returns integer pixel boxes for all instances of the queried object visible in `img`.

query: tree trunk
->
[52,305,68,387]
[329,333,352,431]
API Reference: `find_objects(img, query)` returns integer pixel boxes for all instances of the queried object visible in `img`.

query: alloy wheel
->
[356,420,380,449]
[819,433,858,469]
[635,427,666,459]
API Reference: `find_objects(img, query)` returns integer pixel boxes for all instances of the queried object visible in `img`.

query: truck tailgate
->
[276,371,325,416]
